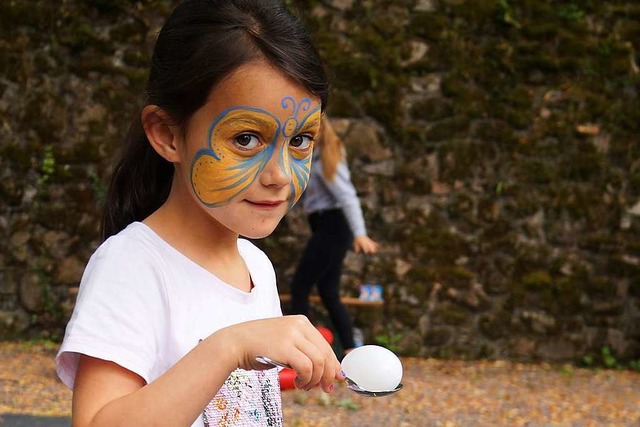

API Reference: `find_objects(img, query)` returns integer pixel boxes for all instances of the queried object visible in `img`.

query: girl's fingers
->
[280,317,339,391]
[309,332,342,392]
[290,356,317,390]
[291,340,327,390]
[299,323,341,392]
[231,315,340,392]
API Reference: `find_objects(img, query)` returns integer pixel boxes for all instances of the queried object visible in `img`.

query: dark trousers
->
[290,209,356,350]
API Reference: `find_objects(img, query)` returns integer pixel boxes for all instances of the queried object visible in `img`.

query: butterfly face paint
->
[191,97,320,209]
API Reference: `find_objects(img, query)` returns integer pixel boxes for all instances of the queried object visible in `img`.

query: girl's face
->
[178,61,322,239]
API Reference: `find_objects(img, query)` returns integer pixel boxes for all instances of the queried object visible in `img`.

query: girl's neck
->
[143,189,252,292]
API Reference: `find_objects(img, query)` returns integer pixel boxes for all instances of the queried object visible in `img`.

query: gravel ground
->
[1,341,639,426]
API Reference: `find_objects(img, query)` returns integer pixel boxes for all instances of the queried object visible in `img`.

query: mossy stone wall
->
[1,0,639,363]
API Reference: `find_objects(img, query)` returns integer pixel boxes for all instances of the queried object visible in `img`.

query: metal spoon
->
[255,356,403,397]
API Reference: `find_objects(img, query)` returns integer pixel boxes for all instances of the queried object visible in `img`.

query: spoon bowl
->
[344,376,403,396]
[255,356,403,397]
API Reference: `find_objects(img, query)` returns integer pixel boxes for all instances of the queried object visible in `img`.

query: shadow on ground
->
[0,414,70,427]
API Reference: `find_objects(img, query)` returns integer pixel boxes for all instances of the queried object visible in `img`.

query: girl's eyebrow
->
[224,114,277,129]
[303,116,321,128]
[215,108,321,134]
[298,115,322,133]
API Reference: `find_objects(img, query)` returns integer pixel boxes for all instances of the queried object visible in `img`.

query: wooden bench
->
[279,293,384,307]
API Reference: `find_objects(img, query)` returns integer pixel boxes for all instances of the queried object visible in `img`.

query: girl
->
[56,1,342,426]
[289,116,379,355]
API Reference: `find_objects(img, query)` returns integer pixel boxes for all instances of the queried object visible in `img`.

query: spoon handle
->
[255,356,291,369]
[255,356,359,386]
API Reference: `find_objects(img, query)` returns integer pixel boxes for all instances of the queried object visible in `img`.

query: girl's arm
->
[72,315,341,427]
[321,159,378,253]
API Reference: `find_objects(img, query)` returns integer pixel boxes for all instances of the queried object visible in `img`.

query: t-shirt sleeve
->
[320,159,368,237]
[56,235,168,389]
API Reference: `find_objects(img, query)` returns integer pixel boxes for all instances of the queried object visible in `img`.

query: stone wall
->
[1,0,639,364]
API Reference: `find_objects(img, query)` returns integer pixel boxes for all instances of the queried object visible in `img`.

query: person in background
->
[55,1,343,426]
[289,116,379,356]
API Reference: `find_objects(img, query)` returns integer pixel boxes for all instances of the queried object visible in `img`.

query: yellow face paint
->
[191,97,321,208]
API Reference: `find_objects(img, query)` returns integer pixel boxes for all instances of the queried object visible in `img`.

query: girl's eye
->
[234,133,260,150]
[290,134,313,150]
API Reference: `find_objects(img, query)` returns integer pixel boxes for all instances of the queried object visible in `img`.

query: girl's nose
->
[260,144,290,187]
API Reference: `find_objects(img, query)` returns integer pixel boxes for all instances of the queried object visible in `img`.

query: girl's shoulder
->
[96,222,159,256]
[88,222,174,274]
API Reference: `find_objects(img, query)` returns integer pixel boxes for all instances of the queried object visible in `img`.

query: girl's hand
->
[353,235,379,254]
[212,315,342,393]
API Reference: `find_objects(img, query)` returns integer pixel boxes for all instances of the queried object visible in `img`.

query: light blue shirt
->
[302,150,367,237]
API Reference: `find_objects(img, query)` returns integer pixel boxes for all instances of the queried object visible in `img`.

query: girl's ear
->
[142,105,181,163]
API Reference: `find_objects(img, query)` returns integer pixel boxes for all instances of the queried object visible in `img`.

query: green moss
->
[410,98,454,121]
[434,303,469,325]
[423,327,451,347]
[87,0,124,14]
[2,143,32,172]
[404,213,468,265]
[424,117,464,141]
[477,220,516,253]
[0,178,25,207]
[362,88,403,131]
[629,279,640,298]
[553,277,582,312]
[392,306,421,328]
[521,159,558,185]
[472,118,518,142]
[437,138,483,181]
[509,269,583,316]
[579,233,619,252]
[441,75,488,118]
[445,266,475,288]
[62,140,101,164]
[522,271,553,291]
[409,12,446,41]
[0,1,55,37]
[583,276,616,297]
[121,47,149,68]
[396,125,434,155]
[60,22,110,55]
[330,56,374,94]
[448,0,501,26]
[557,30,591,59]
[559,150,603,182]
[405,267,437,284]
[479,312,509,340]
[522,13,563,35]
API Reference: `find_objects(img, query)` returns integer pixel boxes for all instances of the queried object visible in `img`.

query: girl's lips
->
[246,200,286,208]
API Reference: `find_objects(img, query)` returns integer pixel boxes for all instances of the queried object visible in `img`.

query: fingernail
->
[328,384,334,392]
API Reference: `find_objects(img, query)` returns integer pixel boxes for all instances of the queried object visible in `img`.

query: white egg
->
[341,345,403,392]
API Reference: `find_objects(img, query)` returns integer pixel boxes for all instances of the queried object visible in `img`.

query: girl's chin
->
[240,224,281,240]
[241,231,273,240]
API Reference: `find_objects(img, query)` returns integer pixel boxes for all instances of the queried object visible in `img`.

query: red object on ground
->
[278,368,297,390]
[279,326,335,391]
[316,326,334,345]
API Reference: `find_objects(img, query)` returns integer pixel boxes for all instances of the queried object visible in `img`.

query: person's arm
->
[353,234,379,254]
[321,160,379,254]
[72,315,341,427]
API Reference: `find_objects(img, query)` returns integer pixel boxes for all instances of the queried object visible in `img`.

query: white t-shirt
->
[56,222,284,426]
